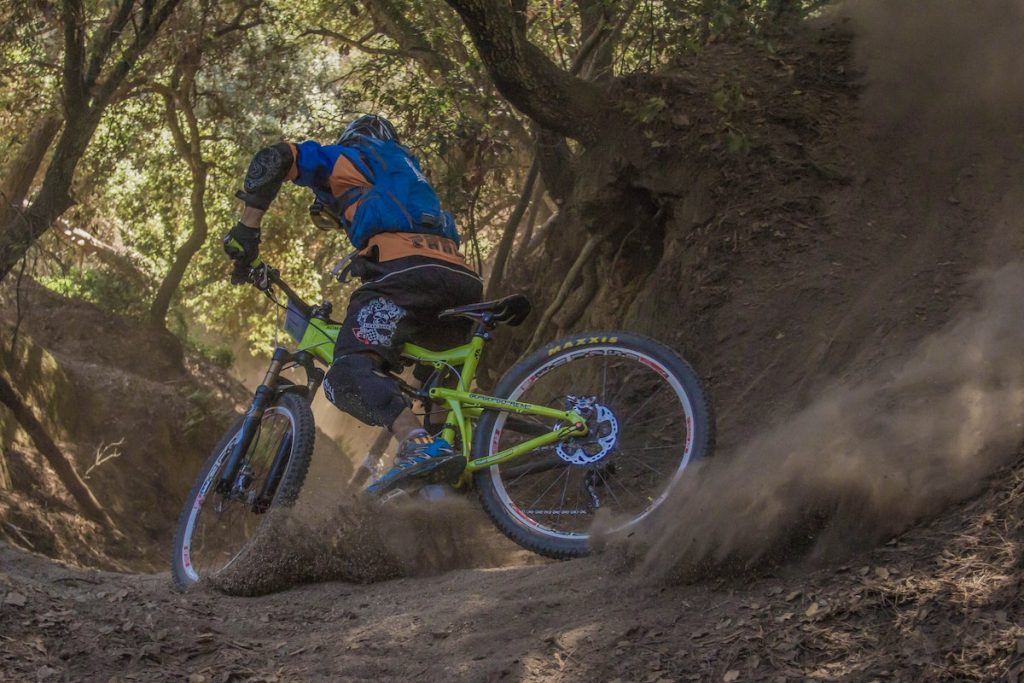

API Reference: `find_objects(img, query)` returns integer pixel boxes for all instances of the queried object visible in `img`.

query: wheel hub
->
[556,396,619,465]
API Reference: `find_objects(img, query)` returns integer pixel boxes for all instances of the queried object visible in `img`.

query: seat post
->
[471,312,496,341]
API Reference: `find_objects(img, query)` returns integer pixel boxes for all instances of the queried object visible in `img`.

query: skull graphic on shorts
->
[352,297,405,346]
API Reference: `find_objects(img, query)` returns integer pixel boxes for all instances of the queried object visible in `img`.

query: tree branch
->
[213,0,263,37]
[585,0,638,80]
[83,0,135,90]
[150,84,192,168]
[360,0,454,78]
[486,158,538,299]
[301,27,406,58]
[0,368,117,531]
[60,0,87,109]
[91,0,184,112]
[570,16,608,75]
[444,0,614,146]
[527,230,607,350]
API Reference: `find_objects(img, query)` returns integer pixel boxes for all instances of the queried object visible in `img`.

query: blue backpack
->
[335,137,458,249]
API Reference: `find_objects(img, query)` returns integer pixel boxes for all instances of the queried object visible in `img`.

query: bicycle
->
[170,262,714,588]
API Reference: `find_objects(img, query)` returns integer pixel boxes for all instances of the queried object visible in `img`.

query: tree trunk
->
[0,114,63,228]
[514,178,546,261]
[150,162,208,327]
[148,60,211,328]
[0,106,104,280]
[345,0,530,149]
[444,0,615,146]
[56,219,153,286]
[0,0,183,283]
[575,0,616,80]
[486,158,538,299]
[0,448,10,490]
[0,371,116,529]
[535,129,576,203]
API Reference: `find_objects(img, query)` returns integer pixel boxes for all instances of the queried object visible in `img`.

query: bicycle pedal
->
[418,484,454,501]
[378,488,409,505]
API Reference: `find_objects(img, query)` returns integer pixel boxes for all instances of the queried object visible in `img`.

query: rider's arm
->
[235,142,298,224]
[224,142,296,270]
[234,141,371,230]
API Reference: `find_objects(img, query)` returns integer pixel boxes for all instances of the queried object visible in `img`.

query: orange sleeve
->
[285,143,298,181]
[329,155,371,196]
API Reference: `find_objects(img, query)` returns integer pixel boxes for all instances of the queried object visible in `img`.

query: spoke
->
[621,385,668,426]
[505,465,535,489]
[508,460,557,501]
[557,461,572,513]
[190,415,301,575]
[595,468,623,507]
[515,413,550,428]
[606,467,645,504]
[505,456,560,488]
[572,466,584,518]
[623,411,676,430]
[618,453,666,477]
[607,367,646,407]
[617,444,677,454]
[527,467,570,511]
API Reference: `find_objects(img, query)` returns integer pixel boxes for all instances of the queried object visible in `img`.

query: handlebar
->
[246,262,313,318]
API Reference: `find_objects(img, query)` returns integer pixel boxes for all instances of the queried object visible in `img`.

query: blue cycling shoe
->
[365,435,466,496]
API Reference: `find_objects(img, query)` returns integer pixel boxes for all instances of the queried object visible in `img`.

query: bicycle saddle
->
[439,294,532,327]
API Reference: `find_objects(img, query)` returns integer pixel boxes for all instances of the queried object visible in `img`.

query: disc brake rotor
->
[556,398,619,465]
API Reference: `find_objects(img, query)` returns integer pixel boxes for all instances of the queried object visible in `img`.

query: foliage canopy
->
[0,0,826,355]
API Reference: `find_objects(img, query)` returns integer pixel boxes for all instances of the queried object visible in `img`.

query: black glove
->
[223,221,260,262]
[230,260,252,286]
[223,222,261,285]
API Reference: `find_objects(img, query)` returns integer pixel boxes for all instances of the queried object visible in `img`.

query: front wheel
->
[473,331,714,559]
[170,392,315,588]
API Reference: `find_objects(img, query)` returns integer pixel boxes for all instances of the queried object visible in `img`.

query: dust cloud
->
[621,0,1024,581]
[209,493,523,596]
[848,0,1024,153]
[623,265,1024,580]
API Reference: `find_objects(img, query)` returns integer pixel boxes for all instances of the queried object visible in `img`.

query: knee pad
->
[322,354,407,427]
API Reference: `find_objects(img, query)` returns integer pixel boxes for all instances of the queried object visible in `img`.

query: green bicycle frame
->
[291,304,588,478]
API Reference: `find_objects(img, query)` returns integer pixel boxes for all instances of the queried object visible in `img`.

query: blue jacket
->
[288,139,458,249]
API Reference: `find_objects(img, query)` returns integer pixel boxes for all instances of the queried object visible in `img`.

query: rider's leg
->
[323,350,463,494]
[390,409,424,440]
[325,256,482,493]
[349,425,395,488]
[322,351,406,427]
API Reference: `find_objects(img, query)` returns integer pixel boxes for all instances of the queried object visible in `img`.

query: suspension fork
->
[254,431,292,511]
[217,347,290,495]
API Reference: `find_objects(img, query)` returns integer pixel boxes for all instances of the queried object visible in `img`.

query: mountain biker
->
[222,115,481,494]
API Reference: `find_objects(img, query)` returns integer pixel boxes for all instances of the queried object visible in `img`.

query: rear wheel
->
[170,392,314,588]
[473,331,714,559]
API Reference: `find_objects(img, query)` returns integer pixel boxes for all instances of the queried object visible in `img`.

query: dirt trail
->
[4,455,1024,681]
[5,2,1024,681]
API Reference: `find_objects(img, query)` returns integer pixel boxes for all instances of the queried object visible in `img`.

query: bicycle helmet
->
[337,114,400,145]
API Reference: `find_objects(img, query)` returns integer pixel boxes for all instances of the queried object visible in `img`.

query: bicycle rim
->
[179,407,296,583]
[487,346,696,541]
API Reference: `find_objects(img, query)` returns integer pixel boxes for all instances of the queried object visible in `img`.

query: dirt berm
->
[0,281,351,572]
[4,1,1024,681]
